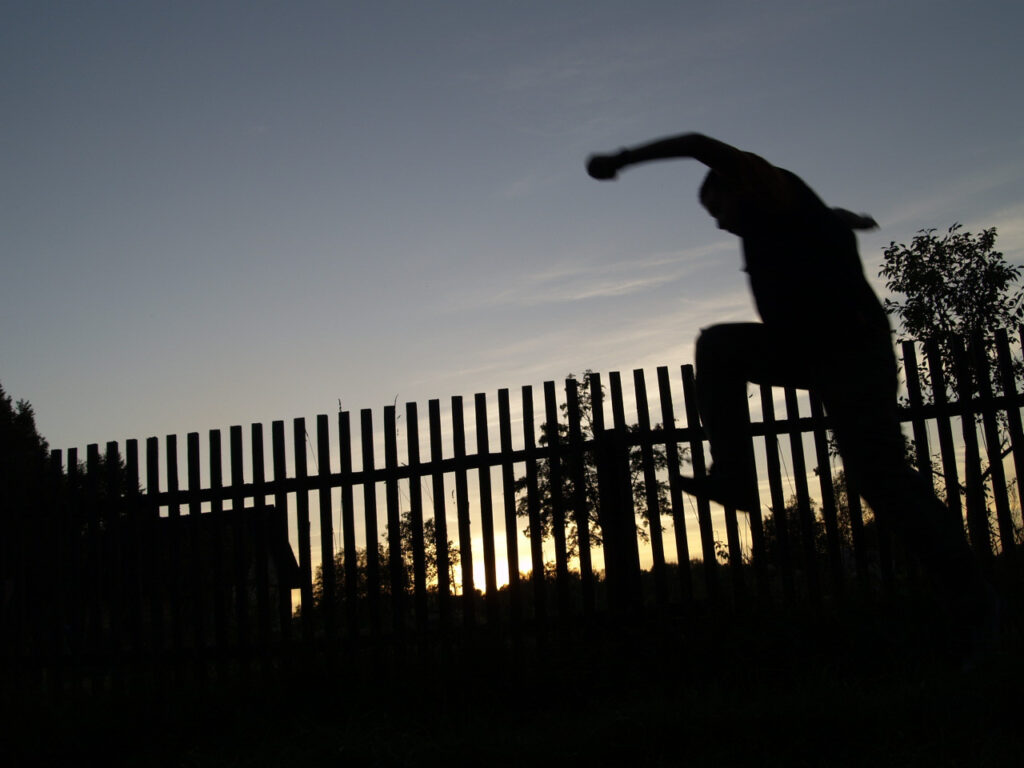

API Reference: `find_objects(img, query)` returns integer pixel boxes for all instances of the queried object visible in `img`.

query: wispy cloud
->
[882,161,1024,231]
[482,242,733,309]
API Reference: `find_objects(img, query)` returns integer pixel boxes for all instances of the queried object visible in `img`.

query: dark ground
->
[4,593,1022,768]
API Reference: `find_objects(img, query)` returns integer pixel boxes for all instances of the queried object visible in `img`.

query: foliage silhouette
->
[512,372,684,562]
[880,223,1024,404]
[311,509,460,607]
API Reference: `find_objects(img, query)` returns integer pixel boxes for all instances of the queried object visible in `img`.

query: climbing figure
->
[587,133,995,663]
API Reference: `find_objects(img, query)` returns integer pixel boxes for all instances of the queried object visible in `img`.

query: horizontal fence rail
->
[4,331,1023,692]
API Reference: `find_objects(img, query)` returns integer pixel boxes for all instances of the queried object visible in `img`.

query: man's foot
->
[677,470,758,512]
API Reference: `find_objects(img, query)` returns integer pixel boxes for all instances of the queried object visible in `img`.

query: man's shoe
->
[677,471,758,512]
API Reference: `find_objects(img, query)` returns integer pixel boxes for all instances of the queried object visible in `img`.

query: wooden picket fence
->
[3,331,1023,692]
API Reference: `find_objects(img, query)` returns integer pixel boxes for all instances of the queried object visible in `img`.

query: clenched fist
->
[586,152,624,181]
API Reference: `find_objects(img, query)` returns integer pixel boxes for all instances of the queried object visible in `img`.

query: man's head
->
[699,170,749,236]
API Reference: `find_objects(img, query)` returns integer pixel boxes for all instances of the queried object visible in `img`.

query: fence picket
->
[785,388,819,604]
[252,424,271,650]
[995,330,1024,522]
[164,436,182,654]
[405,403,428,633]
[565,378,595,616]
[952,337,991,559]
[759,385,794,600]
[498,389,523,629]
[186,433,206,669]
[271,421,291,645]
[316,415,336,644]
[521,386,546,624]
[633,369,668,608]
[384,406,406,635]
[925,341,964,527]
[543,381,570,619]
[428,399,452,631]
[451,397,475,628]
[680,365,718,600]
[474,393,499,624]
[229,427,248,653]
[360,409,381,636]
[338,411,358,641]
[656,367,693,608]
[809,394,844,598]
[209,430,227,651]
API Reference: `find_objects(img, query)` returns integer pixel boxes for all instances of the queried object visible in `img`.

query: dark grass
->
[4,591,1022,768]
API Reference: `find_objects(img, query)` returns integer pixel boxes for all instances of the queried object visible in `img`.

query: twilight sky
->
[4,0,1024,456]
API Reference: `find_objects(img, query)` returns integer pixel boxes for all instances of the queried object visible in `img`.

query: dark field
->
[5,591,1022,768]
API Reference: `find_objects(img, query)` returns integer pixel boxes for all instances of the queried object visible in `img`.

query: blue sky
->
[3,0,1024,457]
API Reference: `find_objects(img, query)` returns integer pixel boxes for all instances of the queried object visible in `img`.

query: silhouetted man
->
[587,133,994,661]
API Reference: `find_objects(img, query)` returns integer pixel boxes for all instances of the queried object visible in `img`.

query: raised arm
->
[586,133,750,181]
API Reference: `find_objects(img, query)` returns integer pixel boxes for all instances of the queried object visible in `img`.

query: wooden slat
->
[271,421,291,644]
[633,369,667,608]
[952,337,991,559]
[758,384,794,600]
[316,415,336,643]
[144,439,161,653]
[384,406,406,635]
[360,409,381,636]
[124,440,143,659]
[229,426,249,649]
[498,389,523,628]
[209,430,227,650]
[809,394,844,598]
[474,393,499,624]
[565,378,595,616]
[428,399,452,630]
[682,366,718,598]
[103,441,124,683]
[293,419,313,641]
[784,388,819,605]
[253,423,271,647]
[543,381,570,619]
[656,367,692,609]
[451,397,476,628]
[186,433,206,663]
[995,329,1024,524]
[338,411,359,639]
[925,340,964,528]
[608,372,643,607]
[165,436,182,652]
[521,386,546,624]
[902,342,934,479]
[405,403,428,632]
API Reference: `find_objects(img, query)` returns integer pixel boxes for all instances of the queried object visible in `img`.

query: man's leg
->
[823,364,997,665]
[685,323,812,510]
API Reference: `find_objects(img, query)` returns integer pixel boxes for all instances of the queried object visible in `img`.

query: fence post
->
[566,378,596,618]
[594,426,642,618]
[543,382,571,621]
[952,337,992,560]
[497,389,523,632]
[474,393,500,626]
[521,386,546,627]
[656,367,694,610]
[633,369,669,610]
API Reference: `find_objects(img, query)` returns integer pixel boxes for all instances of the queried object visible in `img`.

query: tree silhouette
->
[311,509,460,607]
[513,372,684,563]
[880,224,1024,405]
[880,224,1024,546]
